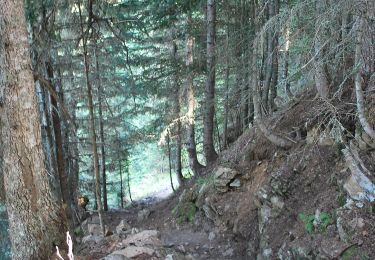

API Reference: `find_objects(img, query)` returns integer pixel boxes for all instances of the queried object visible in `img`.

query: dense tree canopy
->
[0,0,374,259]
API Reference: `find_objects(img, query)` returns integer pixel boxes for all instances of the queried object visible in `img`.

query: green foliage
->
[172,202,197,224]
[298,213,315,234]
[337,193,346,207]
[341,246,357,260]
[196,176,214,187]
[74,227,84,237]
[298,211,333,234]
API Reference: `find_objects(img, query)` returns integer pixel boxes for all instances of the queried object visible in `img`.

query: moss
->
[341,246,357,260]
[337,193,346,207]
[172,202,197,224]
[74,226,84,237]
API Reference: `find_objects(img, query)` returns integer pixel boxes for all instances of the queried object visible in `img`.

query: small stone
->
[222,248,234,257]
[349,217,365,229]
[165,254,174,260]
[177,245,186,253]
[116,220,131,235]
[208,231,216,241]
[229,179,241,188]
[270,196,284,209]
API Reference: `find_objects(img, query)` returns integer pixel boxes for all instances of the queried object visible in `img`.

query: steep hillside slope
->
[77,88,375,260]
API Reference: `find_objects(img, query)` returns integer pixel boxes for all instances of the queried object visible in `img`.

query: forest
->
[0,0,374,259]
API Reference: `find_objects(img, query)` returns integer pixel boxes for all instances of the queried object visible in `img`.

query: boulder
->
[82,235,103,244]
[116,220,131,235]
[102,254,130,260]
[122,230,161,247]
[214,167,238,192]
[110,246,155,259]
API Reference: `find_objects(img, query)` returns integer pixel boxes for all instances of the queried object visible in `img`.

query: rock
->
[176,245,186,253]
[111,246,155,258]
[222,248,234,257]
[122,230,161,247]
[214,167,238,192]
[165,254,174,260]
[349,217,365,229]
[137,208,151,222]
[319,238,350,258]
[270,196,284,209]
[336,216,348,242]
[258,248,272,260]
[131,227,139,234]
[82,235,103,244]
[102,254,130,260]
[259,205,271,233]
[208,231,215,241]
[344,175,369,202]
[88,223,102,236]
[116,220,131,235]
[229,178,241,188]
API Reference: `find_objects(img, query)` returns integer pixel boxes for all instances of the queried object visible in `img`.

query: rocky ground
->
[75,89,375,260]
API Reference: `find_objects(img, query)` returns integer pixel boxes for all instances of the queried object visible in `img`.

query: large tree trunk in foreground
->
[186,13,204,175]
[203,0,218,166]
[0,0,68,258]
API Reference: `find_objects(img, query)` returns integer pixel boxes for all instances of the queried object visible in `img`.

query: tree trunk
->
[314,0,329,99]
[45,61,74,230]
[78,4,105,235]
[0,0,68,258]
[119,154,124,208]
[252,34,293,149]
[283,18,293,99]
[166,131,176,192]
[127,167,133,203]
[170,40,184,186]
[186,13,204,175]
[95,48,108,211]
[203,0,218,165]
[269,0,279,111]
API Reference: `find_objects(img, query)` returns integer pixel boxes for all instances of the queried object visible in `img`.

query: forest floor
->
[76,88,375,260]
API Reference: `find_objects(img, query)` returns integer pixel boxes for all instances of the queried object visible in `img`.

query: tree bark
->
[0,0,68,258]
[314,0,329,99]
[171,40,184,186]
[203,0,218,165]
[45,61,74,229]
[166,131,176,192]
[78,3,105,235]
[186,13,204,175]
[95,48,108,211]
[269,0,279,111]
